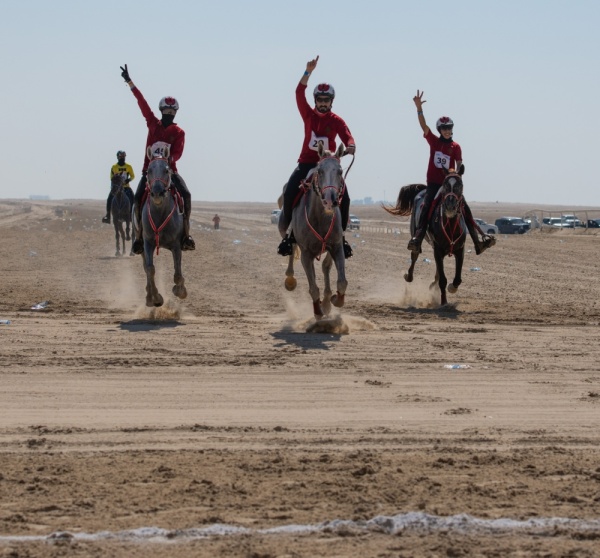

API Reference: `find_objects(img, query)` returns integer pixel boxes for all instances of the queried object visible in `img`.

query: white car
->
[474,218,498,235]
[348,214,361,230]
[270,209,281,224]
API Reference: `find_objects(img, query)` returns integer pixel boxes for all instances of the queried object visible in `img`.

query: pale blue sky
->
[1,0,598,205]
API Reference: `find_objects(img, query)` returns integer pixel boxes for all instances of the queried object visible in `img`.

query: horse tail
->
[382,184,427,216]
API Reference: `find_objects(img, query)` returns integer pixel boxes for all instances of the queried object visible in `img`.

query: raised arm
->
[413,90,430,135]
[300,55,319,86]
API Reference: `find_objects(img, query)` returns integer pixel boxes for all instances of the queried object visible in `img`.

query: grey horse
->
[280,142,348,319]
[110,172,132,257]
[133,145,187,307]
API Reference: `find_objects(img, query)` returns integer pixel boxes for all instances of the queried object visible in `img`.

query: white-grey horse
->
[133,145,187,307]
[280,142,348,319]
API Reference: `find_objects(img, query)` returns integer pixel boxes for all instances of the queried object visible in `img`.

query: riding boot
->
[181,214,196,251]
[102,213,111,224]
[407,195,433,254]
[132,202,144,255]
[277,201,294,257]
[342,236,353,259]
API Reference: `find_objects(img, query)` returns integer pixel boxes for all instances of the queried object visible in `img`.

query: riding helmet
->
[159,96,179,112]
[436,116,454,131]
[313,83,335,99]
[116,150,126,159]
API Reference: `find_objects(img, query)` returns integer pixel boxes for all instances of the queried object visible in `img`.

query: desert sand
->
[1,198,600,557]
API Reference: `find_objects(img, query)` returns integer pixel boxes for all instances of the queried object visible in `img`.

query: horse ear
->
[458,163,465,176]
[164,144,170,160]
[317,140,325,158]
[336,143,345,158]
[146,146,153,160]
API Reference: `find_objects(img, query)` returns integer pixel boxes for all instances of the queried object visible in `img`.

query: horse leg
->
[114,222,121,257]
[448,247,464,294]
[284,251,297,291]
[143,247,163,307]
[321,253,333,315]
[125,216,131,241]
[404,251,419,282]
[433,250,448,306]
[172,247,187,299]
[330,245,347,308]
[300,251,322,319]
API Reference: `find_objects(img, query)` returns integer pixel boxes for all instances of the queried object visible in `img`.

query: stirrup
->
[407,237,422,254]
[132,239,144,255]
[182,236,196,251]
[343,239,353,259]
[277,236,294,257]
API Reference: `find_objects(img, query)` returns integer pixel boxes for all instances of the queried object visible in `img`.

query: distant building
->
[29,195,50,200]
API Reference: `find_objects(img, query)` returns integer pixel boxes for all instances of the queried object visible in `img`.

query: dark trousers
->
[282,163,351,232]
[107,187,134,213]
[134,172,191,218]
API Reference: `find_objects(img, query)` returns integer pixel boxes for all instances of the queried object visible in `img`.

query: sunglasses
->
[315,97,332,103]
[440,125,453,131]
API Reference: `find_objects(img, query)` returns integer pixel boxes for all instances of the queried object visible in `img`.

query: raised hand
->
[413,89,426,109]
[120,64,130,82]
[306,55,319,74]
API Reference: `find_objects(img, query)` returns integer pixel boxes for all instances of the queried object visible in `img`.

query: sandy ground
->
[1,198,600,557]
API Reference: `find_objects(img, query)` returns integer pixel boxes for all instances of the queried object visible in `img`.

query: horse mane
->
[382,184,427,216]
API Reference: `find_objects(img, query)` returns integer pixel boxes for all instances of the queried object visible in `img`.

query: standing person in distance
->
[119,64,195,254]
[277,55,356,259]
[407,90,494,255]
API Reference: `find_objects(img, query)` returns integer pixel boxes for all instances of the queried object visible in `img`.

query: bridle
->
[438,173,464,256]
[145,157,176,255]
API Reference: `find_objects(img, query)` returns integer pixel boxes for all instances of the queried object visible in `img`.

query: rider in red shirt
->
[119,64,195,254]
[407,90,494,255]
[277,55,356,259]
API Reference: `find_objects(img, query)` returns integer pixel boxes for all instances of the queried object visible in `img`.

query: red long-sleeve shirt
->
[295,83,355,164]
[131,86,185,173]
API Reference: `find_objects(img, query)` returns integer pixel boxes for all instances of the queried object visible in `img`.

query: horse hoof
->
[322,300,332,316]
[173,285,188,299]
[331,293,345,308]
[404,273,413,283]
[284,276,297,291]
[448,284,458,294]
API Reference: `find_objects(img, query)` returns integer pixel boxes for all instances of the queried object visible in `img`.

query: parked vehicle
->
[474,218,498,235]
[494,217,531,234]
[561,214,584,227]
[587,219,600,228]
[348,214,361,230]
[270,209,281,224]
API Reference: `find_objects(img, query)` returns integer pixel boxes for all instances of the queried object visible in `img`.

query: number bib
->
[150,141,171,159]
[434,150,451,170]
[309,131,329,152]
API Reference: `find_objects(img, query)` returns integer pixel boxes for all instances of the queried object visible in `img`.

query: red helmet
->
[159,96,179,112]
[313,83,335,99]
[436,116,454,131]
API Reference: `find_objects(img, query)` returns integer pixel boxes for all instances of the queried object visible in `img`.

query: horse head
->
[314,142,345,214]
[440,166,464,219]
[146,144,172,208]
[110,172,126,196]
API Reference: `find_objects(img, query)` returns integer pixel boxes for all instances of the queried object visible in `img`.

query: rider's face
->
[161,108,177,116]
[315,96,332,113]
[440,126,453,139]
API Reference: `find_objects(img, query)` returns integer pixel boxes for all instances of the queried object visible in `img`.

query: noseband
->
[147,157,171,192]
[312,156,346,203]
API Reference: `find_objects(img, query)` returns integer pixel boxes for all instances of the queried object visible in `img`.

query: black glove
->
[124,178,130,184]
[120,64,130,82]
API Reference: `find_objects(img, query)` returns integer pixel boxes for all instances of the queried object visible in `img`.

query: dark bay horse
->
[384,168,467,306]
[133,145,187,307]
[110,172,132,257]
[280,142,348,319]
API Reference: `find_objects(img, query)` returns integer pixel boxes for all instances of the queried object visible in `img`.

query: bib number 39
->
[434,151,450,169]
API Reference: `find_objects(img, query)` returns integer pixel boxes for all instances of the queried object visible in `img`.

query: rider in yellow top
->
[102,150,135,224]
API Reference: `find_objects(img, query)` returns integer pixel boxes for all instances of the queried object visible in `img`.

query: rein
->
[145,157,176,255]
[438,193,464,256]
